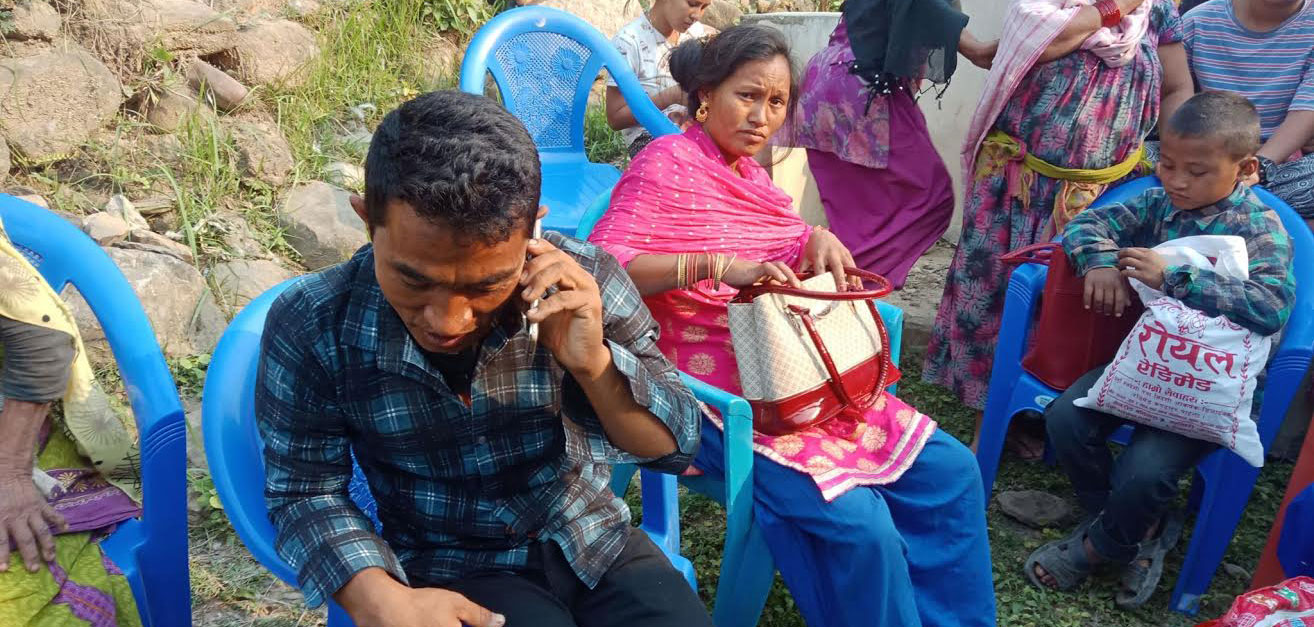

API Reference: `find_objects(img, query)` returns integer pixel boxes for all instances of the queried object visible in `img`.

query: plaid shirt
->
[255,231,700,608]
[1064,184,1296,336]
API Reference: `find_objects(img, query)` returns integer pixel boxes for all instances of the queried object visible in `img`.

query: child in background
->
[1026,91,1297,608]
[605,0,713,159]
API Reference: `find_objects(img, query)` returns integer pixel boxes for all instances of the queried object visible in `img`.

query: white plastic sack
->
[1075,235,1272,467]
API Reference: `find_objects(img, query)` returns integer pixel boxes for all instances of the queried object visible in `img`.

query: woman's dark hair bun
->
[668,36,707,94]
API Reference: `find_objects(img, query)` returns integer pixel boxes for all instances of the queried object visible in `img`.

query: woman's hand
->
[959,32,999,70]
[0,473,66,573]
[800,227,857,291]
[720,259,800,290]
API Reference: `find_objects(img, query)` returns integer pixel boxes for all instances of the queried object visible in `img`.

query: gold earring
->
[695,100,709,123]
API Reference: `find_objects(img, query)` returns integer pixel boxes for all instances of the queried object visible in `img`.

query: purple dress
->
[923,0,1183,409]
[788,21,955,289]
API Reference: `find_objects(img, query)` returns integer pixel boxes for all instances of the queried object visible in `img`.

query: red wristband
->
[1096,0,1122,28]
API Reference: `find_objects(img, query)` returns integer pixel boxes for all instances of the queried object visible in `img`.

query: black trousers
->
[441,528,712,627]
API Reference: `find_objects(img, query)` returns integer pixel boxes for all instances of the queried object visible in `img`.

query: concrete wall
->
[743,4,1006,242]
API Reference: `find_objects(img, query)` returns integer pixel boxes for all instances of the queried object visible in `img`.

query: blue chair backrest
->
[0,195,189,626]
[459,6,679,161]
[1088,177,1314,391]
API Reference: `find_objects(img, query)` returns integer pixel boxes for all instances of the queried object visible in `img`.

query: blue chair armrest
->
[678,373,755,538]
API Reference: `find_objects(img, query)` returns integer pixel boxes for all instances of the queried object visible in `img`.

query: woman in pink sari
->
[589,25,996,627]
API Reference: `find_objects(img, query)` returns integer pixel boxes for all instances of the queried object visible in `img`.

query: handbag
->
[727,268,899,435]
[1000,242,1142,390]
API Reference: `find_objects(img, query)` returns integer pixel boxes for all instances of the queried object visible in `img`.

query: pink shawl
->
[962,0,1152,178]
[590,125,937,501]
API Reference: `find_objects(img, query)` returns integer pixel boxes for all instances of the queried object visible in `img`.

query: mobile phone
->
[527,218,543,348]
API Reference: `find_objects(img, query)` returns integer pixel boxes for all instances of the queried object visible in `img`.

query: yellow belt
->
[978,130,1152,231]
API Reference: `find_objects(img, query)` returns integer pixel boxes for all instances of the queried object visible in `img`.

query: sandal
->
[1115,511,1185,609]
[1025,523,1099,591]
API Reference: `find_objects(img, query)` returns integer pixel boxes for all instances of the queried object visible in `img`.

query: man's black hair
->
[1163,91,1262,160]
[364,90,541,244]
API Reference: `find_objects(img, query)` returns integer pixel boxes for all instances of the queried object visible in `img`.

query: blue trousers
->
[696,421,997,627]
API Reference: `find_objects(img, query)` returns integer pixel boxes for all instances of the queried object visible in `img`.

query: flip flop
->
[1025,523,1099,591]
[1116,511,1185,609]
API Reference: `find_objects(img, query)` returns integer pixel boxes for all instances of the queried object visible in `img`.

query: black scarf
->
[841,0,969,104]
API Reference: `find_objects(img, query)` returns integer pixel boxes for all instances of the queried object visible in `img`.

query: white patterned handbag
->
[727,268,895,435]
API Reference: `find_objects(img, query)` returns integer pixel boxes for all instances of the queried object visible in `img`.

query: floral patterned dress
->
[923,0,1183,409]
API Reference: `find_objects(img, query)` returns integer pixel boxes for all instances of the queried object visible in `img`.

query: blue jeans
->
[696,420,997,627]
[1046,367,1218,563]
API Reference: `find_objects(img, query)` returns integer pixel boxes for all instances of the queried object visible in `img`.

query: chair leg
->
[976,380,1019,499]
[712,522,775,627]
[1171,462,1261,614]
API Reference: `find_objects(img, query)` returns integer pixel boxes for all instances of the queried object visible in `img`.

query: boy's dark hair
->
[363,90,541,244]
[668,24,799,120]
[1163,91,1262,159]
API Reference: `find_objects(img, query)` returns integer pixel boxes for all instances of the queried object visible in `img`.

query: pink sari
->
[590,125,937,501]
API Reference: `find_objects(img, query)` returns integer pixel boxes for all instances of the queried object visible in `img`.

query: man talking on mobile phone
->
[255,90,709,627]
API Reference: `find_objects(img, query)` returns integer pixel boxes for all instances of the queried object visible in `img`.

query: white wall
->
[744,5,1006,241]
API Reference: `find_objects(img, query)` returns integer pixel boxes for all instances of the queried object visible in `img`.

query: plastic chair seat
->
[976,176,1314,614]
[541,160,621,235]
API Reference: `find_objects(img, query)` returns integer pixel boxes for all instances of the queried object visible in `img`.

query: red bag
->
[1000,243,1142,390]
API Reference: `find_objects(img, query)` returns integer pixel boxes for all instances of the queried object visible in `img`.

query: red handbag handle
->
[999,242,1059,267]
[732,267,893,304]
[785,299,891,412]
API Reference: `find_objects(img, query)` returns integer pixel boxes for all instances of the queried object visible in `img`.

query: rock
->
[68,0,238,78]
[336,128,373,160]
[997,490,1073,529]
[63,247,226,358]
[226,116,295,186]
[131,86,210,133]
[105,194,151,231]
[212,259,295,309]
[14,194,48,209]
[207,20,320,88]
[8,1,62,41]
[0,49,123,163]
[183,397,206,468]
[277,182,367,270]
[418,36,462,88]
[286,0,320,16]
[121,229,195,264]
[81,212,131,245]
[211,211,269,259]
[1222,563,1251,580]
[0,139,9,184]
[323,162,364,189]
[533,0,642,37]
[186,59,249,112]
[701,0,742,30]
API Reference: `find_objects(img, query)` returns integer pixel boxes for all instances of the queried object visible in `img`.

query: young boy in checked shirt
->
[1026,91,1297,608]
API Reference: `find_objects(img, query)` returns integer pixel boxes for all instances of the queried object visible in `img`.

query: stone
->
[8,1,61,41]
[63,247,226,358]
[207,20,320,88]
[277,182,367,270]
[701,0,742,30]
[183,397,206,468]
[0,49,124,163]
[1222,563,1251,580]
[226,116,295,186]
[186,59,249,112]
[336,128,373,160]
[105,194,151,232]
[131,86,210,134]
[121,229,195,264]
[211,210,269,259]
[67,0,238,78]
[997,490,1073,529]
[81,212,131,245]
[418,35,462,88]
[286,0,320,16]
[323,162,364,190]
[14,194,48,209]
[211,259,295,309]
[533,0,642,37]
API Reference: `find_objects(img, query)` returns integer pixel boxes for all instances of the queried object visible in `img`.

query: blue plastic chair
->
[201,279,696,627]
[975,176,1314,613]
[0,195,190,627]
[1279,484,1314,578]
[577,189,907,627]
[458,6,680,236]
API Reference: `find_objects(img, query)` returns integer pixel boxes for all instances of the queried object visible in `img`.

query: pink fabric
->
[962,0,1152,179]
[590,125,937,501]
